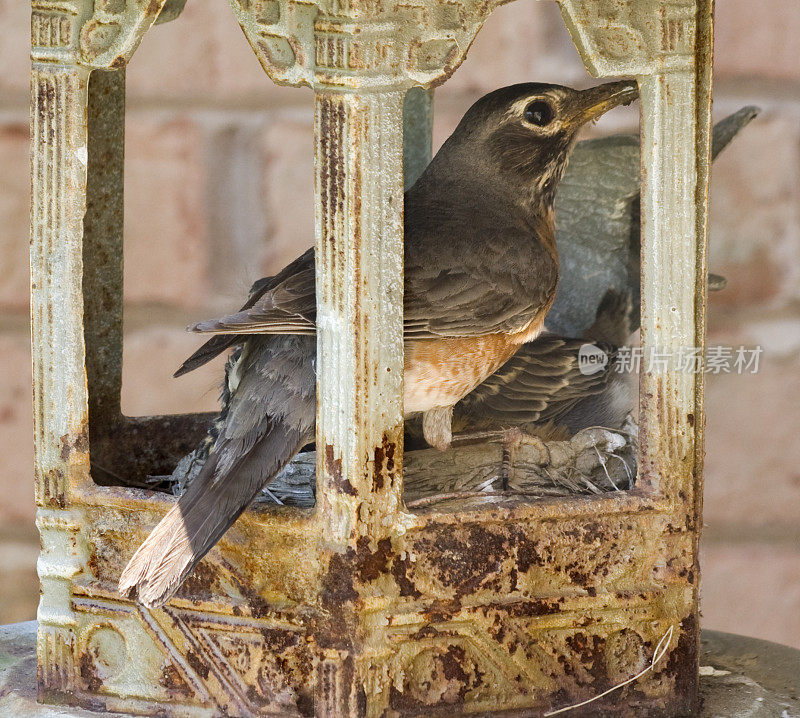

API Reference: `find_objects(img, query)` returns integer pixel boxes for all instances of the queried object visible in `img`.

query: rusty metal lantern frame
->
[30,0,712,715]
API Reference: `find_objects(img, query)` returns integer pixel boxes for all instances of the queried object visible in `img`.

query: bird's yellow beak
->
[569,80,639,126]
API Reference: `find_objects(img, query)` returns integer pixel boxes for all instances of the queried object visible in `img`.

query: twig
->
[593,445,621,491]
[261,486,285,505]
[579,424,638,438]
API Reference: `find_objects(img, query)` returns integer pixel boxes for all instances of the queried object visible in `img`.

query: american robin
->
[445,105,760,437]
[163,106,757,499]
[119,80,638,608]
[547,104,759,338]
[166,291,631,498]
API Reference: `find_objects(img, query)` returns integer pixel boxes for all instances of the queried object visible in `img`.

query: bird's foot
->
[499,425,527,452]
[499,426,530,489]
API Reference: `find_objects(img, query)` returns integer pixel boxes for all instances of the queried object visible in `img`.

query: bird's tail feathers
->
[117,500,198,609]
[119,422,305,608]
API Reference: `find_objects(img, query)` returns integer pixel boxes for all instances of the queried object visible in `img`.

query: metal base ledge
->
[2,623,798,717]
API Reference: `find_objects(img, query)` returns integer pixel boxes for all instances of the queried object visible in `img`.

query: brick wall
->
[2,1,799,647]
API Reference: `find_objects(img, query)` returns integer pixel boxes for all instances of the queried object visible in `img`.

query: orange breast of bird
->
[403,313,547,414]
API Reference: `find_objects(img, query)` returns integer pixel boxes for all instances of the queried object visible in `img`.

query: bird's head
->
[444,80,639,208]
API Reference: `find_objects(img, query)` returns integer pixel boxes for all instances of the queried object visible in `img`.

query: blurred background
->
[1,1,799,646]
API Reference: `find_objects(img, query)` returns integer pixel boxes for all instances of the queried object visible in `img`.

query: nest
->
[166,418,637,511]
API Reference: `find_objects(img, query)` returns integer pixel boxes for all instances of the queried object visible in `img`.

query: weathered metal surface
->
[10,623,800,717]
[559,2,714,712]
[30,0,712,716]
[228,0,512,91]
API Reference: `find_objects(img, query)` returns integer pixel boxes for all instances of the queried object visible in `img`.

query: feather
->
[121,336,316,608]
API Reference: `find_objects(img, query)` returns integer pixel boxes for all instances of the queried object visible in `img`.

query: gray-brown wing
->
[174,251,315,376]
[453,336,617,428]
[190,251,317,336]
[192,228,557,340]
[401,203,559,338]
[402,252,556,338]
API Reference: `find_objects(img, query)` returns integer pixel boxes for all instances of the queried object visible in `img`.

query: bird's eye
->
[524,100,554,127]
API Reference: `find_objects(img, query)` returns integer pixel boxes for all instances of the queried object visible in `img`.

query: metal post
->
[313,89,406,714]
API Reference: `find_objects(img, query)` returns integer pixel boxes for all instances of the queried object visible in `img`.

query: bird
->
[443,105,760,437]
[546,104,759,338]
[118,80,639,608]
[165,105,758,502]
[424,288,634,443]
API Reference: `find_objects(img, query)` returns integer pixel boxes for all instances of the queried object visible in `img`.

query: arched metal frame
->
[30,0,712,714]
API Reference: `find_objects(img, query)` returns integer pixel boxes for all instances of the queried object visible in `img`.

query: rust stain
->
[43,469,66,508]
[175,560,229,604]
[320,549,358,606]
[59,430,89,462]
[372,433,396,491]
[355,536,392,582]
[565,631,608,685]
[185,650,210,681]
[414,524,508,600]
[316,549,360,654]
[78,652,101,693]
[390,642,487,711]
[159,663,193,699]
[662,613,699,713]
[324,444,356,496]
[391,552,423,599]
